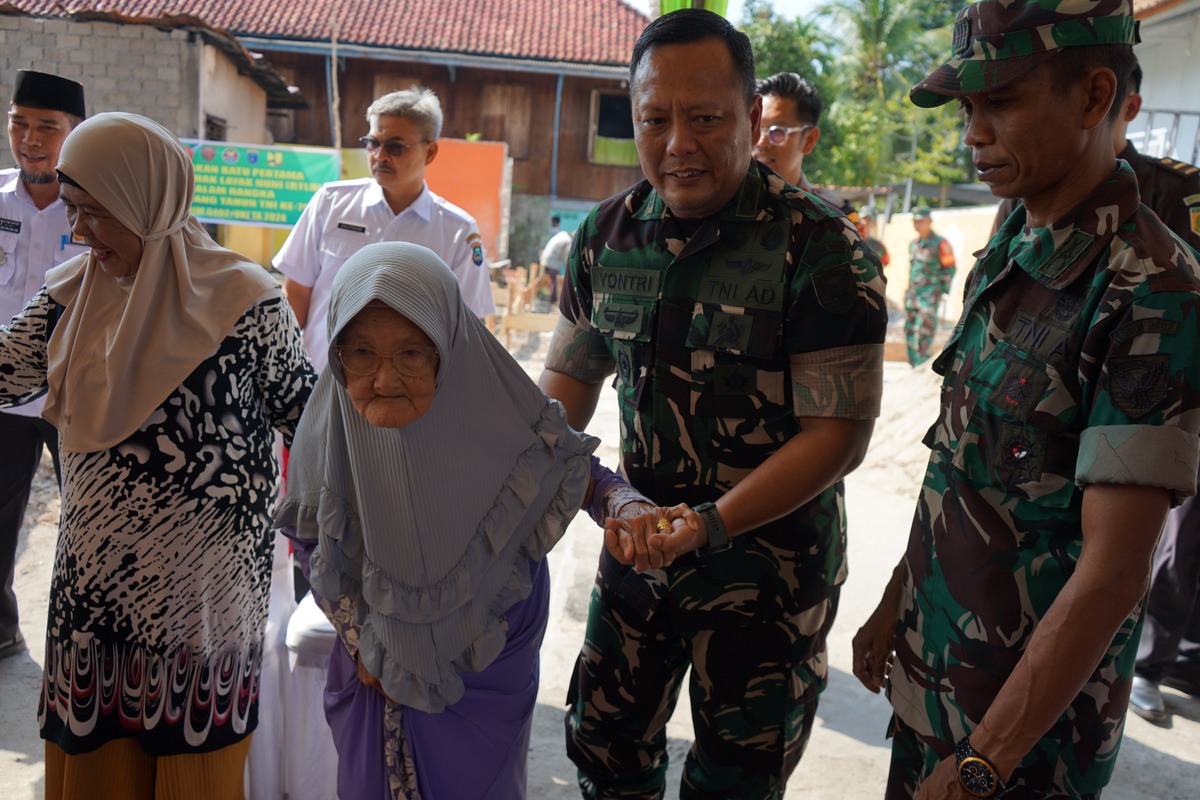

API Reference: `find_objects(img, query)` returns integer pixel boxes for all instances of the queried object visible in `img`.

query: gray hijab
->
[275,242,596,712]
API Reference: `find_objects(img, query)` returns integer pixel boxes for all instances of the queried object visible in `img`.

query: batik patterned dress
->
[0,287,315,755]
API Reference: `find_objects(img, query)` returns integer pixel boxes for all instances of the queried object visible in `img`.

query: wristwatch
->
[954,736,1007,798]
[692,502,732,554]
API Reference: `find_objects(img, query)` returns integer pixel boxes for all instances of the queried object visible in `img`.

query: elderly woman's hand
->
[604,502,700,572]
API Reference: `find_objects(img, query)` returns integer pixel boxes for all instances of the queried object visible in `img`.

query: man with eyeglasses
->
[274,86,493,370]
[753,72,854,217]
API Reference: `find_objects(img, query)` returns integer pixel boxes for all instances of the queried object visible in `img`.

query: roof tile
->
[5,0,649,65]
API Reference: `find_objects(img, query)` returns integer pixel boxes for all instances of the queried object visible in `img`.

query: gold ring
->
[656,518,671,531]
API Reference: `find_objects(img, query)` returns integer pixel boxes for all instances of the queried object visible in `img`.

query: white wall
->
[200,44,269,145]
[1137,3,1200,114]
[1130,2,1200,162]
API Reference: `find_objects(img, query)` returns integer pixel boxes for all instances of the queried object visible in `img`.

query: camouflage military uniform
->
[886,162,1200,798]
[994,141,1200,253]
[546,163,886,799]
[904,232,955,365]
[995,145,1200,698]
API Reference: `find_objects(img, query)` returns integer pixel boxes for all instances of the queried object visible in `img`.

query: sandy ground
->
[2,329,1198,799]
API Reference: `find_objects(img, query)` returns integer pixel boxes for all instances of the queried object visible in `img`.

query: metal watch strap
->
[692,502,731,554]
[954,736,1008,798]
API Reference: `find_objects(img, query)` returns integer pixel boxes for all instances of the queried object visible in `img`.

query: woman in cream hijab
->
[0,112,315,798]
[277,242,597,799]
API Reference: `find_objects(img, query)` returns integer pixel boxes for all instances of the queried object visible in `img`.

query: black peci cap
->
[11,70,86,118]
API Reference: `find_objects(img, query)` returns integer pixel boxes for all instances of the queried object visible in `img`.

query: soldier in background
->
[904,205,955,366]
[540,9,886,798]
[853,2,1200,798]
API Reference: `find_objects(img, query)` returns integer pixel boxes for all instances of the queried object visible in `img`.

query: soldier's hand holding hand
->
[648,505,703,566]
[604,502,665,572]
[604,503,699,572]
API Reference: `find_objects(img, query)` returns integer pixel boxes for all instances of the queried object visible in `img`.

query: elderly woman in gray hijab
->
[276,241,596,799]
[0,112,315,798]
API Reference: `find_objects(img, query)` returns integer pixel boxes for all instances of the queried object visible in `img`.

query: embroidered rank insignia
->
[715,364,755,396]
[952,17,971,58]
[1108,354,1170,420]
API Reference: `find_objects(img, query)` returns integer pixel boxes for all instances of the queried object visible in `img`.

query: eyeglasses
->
[335,345,440,377]
[359,136,427,157]
[761,124,813,145]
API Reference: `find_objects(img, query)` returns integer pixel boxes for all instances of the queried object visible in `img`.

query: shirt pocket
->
[0,231,18,286]
[687,303,792,444]
[953,341,1080,508]
[318,233,367,273]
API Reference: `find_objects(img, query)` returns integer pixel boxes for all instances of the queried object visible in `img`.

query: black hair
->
[551,215,561,226]
[756,72,823,125]
[629,8,756,106]
[1129,58,1142,94]
[1051,44,1137,124]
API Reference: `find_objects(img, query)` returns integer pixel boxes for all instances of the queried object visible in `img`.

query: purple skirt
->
[324,558,550,800]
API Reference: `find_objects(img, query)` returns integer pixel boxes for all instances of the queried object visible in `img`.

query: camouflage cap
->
[913,204,932,219]
[910,0,1140,109]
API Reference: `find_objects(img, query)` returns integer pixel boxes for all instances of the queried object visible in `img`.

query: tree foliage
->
[739,0,972,196]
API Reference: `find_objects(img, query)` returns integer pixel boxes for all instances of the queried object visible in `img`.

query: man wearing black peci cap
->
[0,69,87,659]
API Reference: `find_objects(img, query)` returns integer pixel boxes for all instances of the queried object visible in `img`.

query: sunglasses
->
[359,136,427,157]
[761,124,813,145]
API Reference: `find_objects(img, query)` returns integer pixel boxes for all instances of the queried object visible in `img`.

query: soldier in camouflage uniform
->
[905,205,955,366]
[538,9,887,799]
[852,2,1200,799]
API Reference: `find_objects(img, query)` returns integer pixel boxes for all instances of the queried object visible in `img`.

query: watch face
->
[958,756,998,797]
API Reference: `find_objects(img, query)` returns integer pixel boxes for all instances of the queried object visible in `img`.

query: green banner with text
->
[182,140,340,228]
